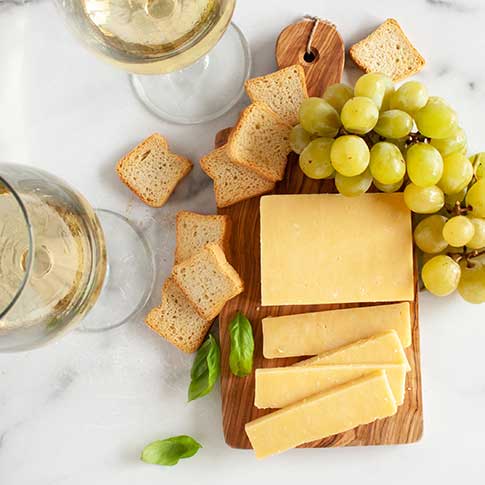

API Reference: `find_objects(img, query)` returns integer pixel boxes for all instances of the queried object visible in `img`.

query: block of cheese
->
[260,193,414,305]
[245,371,397,459]
[255,364,407,408]
[293,330,410,371]
[263,302,411,358]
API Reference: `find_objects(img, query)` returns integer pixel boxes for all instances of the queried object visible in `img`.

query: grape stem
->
[448,248,485,267]
[405,132,430,148]
[450,200,472,216]
[336,129,430,150]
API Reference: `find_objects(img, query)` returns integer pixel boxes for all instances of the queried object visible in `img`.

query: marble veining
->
[426,0,479,12]
[437,65,451,77]
[48,369,79,401]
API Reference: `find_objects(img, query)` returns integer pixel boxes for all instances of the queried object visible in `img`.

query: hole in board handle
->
[302,47,319,64]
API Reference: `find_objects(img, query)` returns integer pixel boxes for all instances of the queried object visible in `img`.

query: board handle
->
[275,17,345,97]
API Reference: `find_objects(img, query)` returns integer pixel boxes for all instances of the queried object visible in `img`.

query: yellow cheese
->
[263,302,411,358]
[260,193,414,306]
[255,364,406,408]
[294,330,410,371]
[245,371,397,459]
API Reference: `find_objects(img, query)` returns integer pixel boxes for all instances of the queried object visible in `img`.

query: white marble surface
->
[1,0,485,483]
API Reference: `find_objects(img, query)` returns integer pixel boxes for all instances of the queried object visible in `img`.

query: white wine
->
[72,0,235,73]
[83,0,217,52]
[1,164,157,351]
[0,191,106,332]
[56,0,249,124]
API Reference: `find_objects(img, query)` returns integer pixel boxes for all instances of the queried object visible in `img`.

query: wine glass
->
[0,163,155,352]
[54,0,252,124]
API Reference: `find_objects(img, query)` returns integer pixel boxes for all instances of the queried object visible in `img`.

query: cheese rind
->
[260,193,414,305]
[263,302,412,358]
[294,330,410,371]
[245,371,397,459]
[255,364,407,408]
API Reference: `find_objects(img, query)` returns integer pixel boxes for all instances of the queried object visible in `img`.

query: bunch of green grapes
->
[290,72,485,303]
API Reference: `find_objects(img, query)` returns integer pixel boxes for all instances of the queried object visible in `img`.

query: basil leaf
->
[141,435,202,466]
[188,334,220,401]
[229,312,254,377]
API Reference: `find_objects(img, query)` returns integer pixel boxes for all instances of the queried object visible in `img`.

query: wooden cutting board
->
[217,19,423,449]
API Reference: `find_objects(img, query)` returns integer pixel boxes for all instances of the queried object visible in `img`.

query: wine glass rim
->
[59,0,236,67]
[0,174,34,320]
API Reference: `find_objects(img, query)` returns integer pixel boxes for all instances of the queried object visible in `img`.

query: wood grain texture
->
[275,19,345,96]
[217,20,423,450]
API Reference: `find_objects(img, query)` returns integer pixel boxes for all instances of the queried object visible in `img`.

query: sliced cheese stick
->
[255,364,407,408]
[246,371,397,459]
[293,330,411,371]
[263,302,411,358]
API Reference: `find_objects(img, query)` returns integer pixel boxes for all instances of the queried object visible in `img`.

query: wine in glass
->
[55,0,251,123]
[0,163,155,352]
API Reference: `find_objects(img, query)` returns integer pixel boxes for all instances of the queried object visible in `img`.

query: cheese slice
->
[260,193,414,306]
[245,371,397,459]
[293,330,411,371]
[263,302,411,358]
[255,364,407,408]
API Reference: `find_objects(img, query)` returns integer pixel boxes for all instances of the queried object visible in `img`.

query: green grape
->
[413,215,448,254]
[335,169,373,197]
[354,73,386,108]
[374,110,413,139]
[445,188,467,209]
[442,215,475,247]
[404,183,445,214]
[438,153,473,194]
[467,218,485,249]
[289,124,312,154]
[422,255,461,296]
[414,97,458,139]
[406,143,444,187]
[469,152,485,179]
[428,96,451,107]
[389,81,428,114]
[466,179,485,217]
[354,72,393,110]
[430,127,467,157]
[381,76,396,111]
[299,138,334,179]
[340,97,379,135]
[330,135,370,176]
[385,137,408,155]
[458,263,485,303]
[369,142,406,184]
[299,97,341,137]
[322,83,354,113]
[373,178,404,193]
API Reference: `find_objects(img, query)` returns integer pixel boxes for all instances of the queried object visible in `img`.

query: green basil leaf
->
[188,334,220,401]
[141,435,202,466]
[229,312,254,377]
